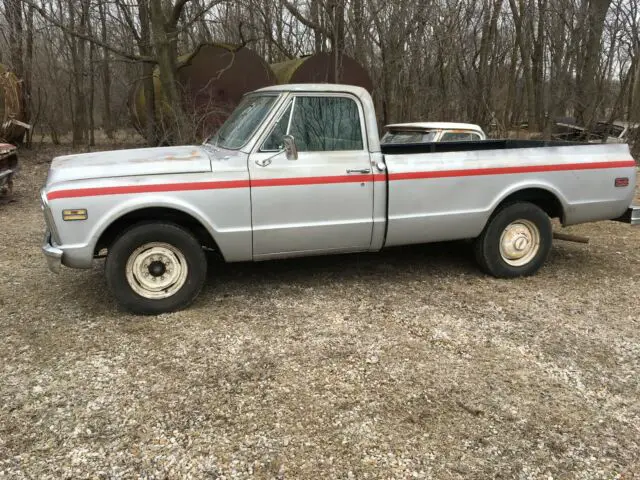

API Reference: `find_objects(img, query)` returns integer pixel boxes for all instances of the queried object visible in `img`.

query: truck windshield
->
[209,94,278,150]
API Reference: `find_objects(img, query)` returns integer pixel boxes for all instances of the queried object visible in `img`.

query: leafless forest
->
[1,0,640,146]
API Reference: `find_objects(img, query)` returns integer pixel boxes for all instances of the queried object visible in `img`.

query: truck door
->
[248,93,374,259]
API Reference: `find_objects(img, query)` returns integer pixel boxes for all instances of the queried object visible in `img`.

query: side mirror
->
[283,135,298,161]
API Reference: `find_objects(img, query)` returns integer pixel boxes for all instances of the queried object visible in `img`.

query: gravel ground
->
[1,145,639,479]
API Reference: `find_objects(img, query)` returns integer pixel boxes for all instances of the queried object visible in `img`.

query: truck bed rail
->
[380,139,579,155]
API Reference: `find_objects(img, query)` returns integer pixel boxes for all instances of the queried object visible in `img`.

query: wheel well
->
[495,188,564,223]
[94,207,219,256]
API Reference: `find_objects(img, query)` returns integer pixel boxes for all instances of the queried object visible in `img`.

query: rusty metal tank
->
[0,64,27,144]
[270,52,373,92]
[130,43,277,142]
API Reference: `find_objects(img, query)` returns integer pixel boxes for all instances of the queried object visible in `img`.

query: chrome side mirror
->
[283,135,298,161]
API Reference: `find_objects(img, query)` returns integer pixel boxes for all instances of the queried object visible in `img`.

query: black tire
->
[105,222,207,314]
[473,202,552,278]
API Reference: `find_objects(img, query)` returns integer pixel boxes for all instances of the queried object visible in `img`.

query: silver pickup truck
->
[41,84,639,314]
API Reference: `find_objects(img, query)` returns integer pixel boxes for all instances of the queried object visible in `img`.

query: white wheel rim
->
[499,219,541,267]
[125,242,189,299]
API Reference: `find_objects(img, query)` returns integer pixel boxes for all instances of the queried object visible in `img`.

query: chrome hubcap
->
[125,242,188,299]
[499,219,540,267]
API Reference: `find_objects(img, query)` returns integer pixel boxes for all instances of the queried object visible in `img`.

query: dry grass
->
[0,145,639,479]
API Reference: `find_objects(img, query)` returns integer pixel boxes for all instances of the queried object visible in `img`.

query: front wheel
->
[474,202,552,278]
[106,222,207,314]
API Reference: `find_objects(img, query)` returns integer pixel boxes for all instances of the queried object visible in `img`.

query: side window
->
[289,96,364,151]
[440,131,478,142]
[261,102,293,151]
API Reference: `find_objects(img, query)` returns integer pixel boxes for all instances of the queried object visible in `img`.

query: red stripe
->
[46,160,635,200]
[388,160,636,181]
[46,179,250,200]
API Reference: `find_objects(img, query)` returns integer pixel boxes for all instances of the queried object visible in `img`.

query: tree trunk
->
[138,0,158,146]
[24,4,34,145]
[532,0,547,128]
[88,40,96,147]
[575,0,612,126]
[149,0,188,143]
[311,0,323,53]
[476,0,503,125]
[98,0,113,139]
[329,0,345,83]
[351,0,364,64]
[68,2,83,146]
[631,58,640,121]
[4,0,28,143]
[509,0,538,131]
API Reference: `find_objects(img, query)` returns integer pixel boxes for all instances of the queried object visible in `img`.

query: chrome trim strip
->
[40,188,61,243]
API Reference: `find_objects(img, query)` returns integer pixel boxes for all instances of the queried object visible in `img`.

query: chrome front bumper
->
[42,231,63,273]
[614,205,640,225]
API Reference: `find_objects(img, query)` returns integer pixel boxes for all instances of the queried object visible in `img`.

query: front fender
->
[89,195,219,247]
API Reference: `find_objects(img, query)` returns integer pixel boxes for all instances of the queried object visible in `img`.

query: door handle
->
[346,168,371,174]
[255,158,272,167]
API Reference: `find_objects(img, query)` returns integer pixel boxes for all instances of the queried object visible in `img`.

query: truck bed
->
[380,140,637,247]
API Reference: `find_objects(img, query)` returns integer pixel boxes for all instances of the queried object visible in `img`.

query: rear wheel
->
[474,202,552,278]
[106,222,207,314]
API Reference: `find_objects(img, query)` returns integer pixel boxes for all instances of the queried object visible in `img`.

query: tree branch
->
[114,0,142,46]
[178,0,223,33]
[169,0,192,28]
[20,0,156,63]
[282,0,332,38]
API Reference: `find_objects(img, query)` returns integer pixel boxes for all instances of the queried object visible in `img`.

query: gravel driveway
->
[1,146,639,479]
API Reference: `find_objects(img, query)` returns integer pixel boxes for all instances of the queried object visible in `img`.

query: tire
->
[105,222,207,314]
[473,202,552,278]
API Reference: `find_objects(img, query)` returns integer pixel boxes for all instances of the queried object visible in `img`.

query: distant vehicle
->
[592,121,639,143]
[0,143,17,195]
[553,120,640,144]
[381,122,487,144]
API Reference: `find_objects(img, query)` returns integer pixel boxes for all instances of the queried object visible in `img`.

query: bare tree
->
[0,0,635,147]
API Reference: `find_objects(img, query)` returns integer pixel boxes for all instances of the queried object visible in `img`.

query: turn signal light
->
[62,209,88,221]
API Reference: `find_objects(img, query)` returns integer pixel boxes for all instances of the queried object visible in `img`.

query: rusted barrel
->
[0,64,27,144]
[270,53,373,92]
[130,43,277,142]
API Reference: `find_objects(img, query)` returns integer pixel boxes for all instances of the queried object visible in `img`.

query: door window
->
[261,102,293,151]
[262,96,364,152]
